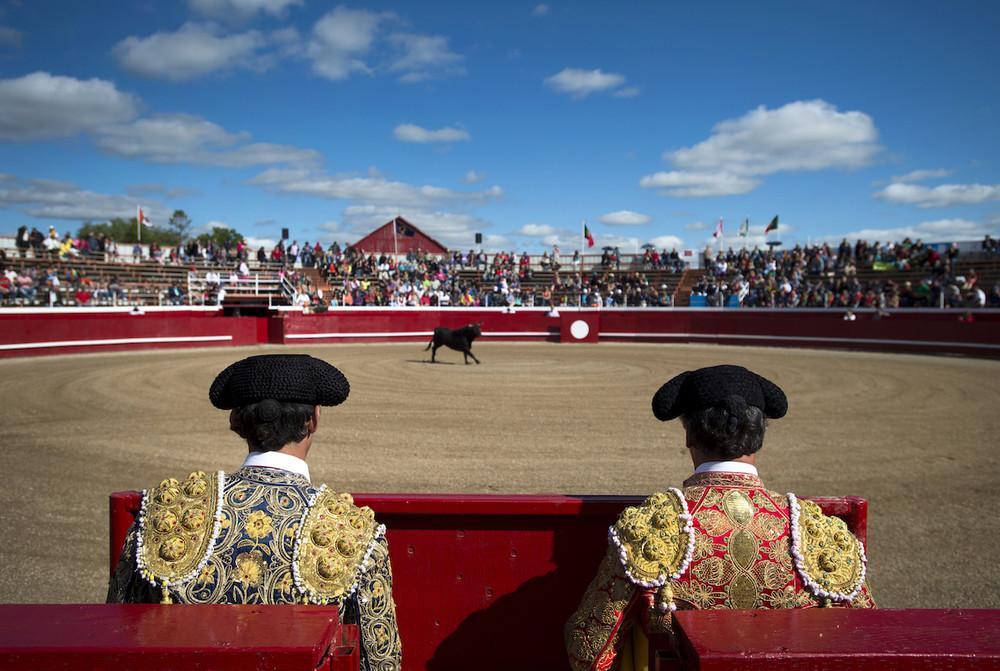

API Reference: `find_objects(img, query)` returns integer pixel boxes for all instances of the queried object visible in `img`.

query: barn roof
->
[351,216,450,255]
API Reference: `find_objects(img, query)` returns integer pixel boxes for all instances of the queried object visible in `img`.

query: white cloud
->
[613,86,640,98]
[393,123,470,143]
[640,171,759,197]
[249,167,503,210]
[0,25,22,47]
[532,4,550,16]
[599,210,651,226]
[643,100,880,198]
[518,223,556,236]
[307,6,390,80]
[244,235,279,250]
[544,68,627,98]
[388,33,463,82]
[595,233,641,251]
[648,235,684,249]
[890,168,952,183]
[95,114,320,167]
[684,221,707,231]
[836,218,998,243]
[203,219,229,230]
[542,234,569,247]
[0,174,167,222]
[189,0,301,19]
[462,170,486,184]
[483,234,510,251]
[0,72,139,140]
[113,23,268,82]
[874,182,1000,208]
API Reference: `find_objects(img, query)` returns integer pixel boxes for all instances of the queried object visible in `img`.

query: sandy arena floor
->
[0,342,997,608]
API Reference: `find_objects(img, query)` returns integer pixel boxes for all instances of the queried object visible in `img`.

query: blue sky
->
[0,0,998,253]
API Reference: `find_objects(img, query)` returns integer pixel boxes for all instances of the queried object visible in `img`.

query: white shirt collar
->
[242,451,311,482]
[694,460,759,476]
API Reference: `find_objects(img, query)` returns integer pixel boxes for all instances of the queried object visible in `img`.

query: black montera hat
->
[652,364,787,421]
[209,354,350,409]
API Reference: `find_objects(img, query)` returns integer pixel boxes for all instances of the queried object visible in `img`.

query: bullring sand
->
[1,342,997,607]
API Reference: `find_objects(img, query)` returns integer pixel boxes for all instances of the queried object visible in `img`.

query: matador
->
[108,354,401,671]
[565,365,874,671]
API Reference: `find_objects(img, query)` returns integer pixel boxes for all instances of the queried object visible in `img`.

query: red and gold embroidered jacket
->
[564,471,875,671]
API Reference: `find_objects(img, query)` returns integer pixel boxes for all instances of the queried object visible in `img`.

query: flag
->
[713,217,723,239]
[765,215,779,234]
[739,218,749,237]
[583,222,594,248]
[137,206,151,226]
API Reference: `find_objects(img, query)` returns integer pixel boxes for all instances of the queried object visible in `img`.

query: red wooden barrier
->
[670,608,1000,670]
[0,604,357,670]
[110,491,867,671]
[0,311,262,358]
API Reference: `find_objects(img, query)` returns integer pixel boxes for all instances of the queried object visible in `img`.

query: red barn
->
[351,216,449,255]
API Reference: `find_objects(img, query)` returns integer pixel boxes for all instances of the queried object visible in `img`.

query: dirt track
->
[1,342,997,608]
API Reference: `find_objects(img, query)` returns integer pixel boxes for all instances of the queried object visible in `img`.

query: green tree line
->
[76,210,246,247]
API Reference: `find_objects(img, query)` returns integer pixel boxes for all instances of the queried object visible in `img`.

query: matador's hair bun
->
[209,354,350,409]
[652,364,787,421]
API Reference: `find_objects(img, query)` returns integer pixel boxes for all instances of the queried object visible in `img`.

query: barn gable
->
[351,217,449,255]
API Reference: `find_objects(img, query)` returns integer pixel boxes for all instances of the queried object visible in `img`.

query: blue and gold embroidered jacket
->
[107,466,401,671]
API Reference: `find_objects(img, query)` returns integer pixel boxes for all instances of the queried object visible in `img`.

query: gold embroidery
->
[691,556,732,585]
[140,471,219,586]
[750,514,786,541]
[234,550,265,587]
[695,508,734,537]
[565,546,636,671]
[296,490,378,601]
[722,490,754,526]
[728,573,759,608]
[614,492,688,584]
[795,499,865,598]
[754,560,790,591]
[356,537,401,670]
[728,529,758,571]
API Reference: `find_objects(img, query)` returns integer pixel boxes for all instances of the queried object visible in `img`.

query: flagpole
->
[579,219,585,310]
[137,205,141,243]
[392,215,399,282]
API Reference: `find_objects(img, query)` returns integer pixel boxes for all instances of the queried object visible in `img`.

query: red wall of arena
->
[1,308,998,358]
[0,310,262,358]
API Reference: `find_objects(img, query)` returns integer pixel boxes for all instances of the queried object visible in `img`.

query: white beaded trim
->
[788,492,867,603]
[609,487,696,613]
[136,471,227,596]
[291,486,387,605]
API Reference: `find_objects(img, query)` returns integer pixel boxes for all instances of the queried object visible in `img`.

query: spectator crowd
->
[693,237,1000,309]
[4,226,1000,309]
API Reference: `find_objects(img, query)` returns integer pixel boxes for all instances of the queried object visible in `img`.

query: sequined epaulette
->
[609,489,695,592]
[788,494,867,603]
[137,471,225,601]
[293,486,385,604]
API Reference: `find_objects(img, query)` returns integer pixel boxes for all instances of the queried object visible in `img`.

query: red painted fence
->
[2,307,998,358]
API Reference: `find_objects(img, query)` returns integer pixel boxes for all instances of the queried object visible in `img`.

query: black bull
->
[425,324,482,364]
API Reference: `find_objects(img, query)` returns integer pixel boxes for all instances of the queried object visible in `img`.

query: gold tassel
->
[160,581,172,604]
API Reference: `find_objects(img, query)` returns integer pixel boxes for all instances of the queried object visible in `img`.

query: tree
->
[77,218,180,245]
[196,226,245,247]
[167,210,193,241]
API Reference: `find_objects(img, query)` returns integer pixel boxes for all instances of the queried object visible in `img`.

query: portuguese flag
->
[583,222,595,248]
[764,215,779,234]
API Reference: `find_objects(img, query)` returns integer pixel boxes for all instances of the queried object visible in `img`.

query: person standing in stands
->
[108,354,401,671]
[565,365,874,671]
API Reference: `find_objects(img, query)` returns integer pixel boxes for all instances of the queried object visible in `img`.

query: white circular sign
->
[570,319,590,340]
